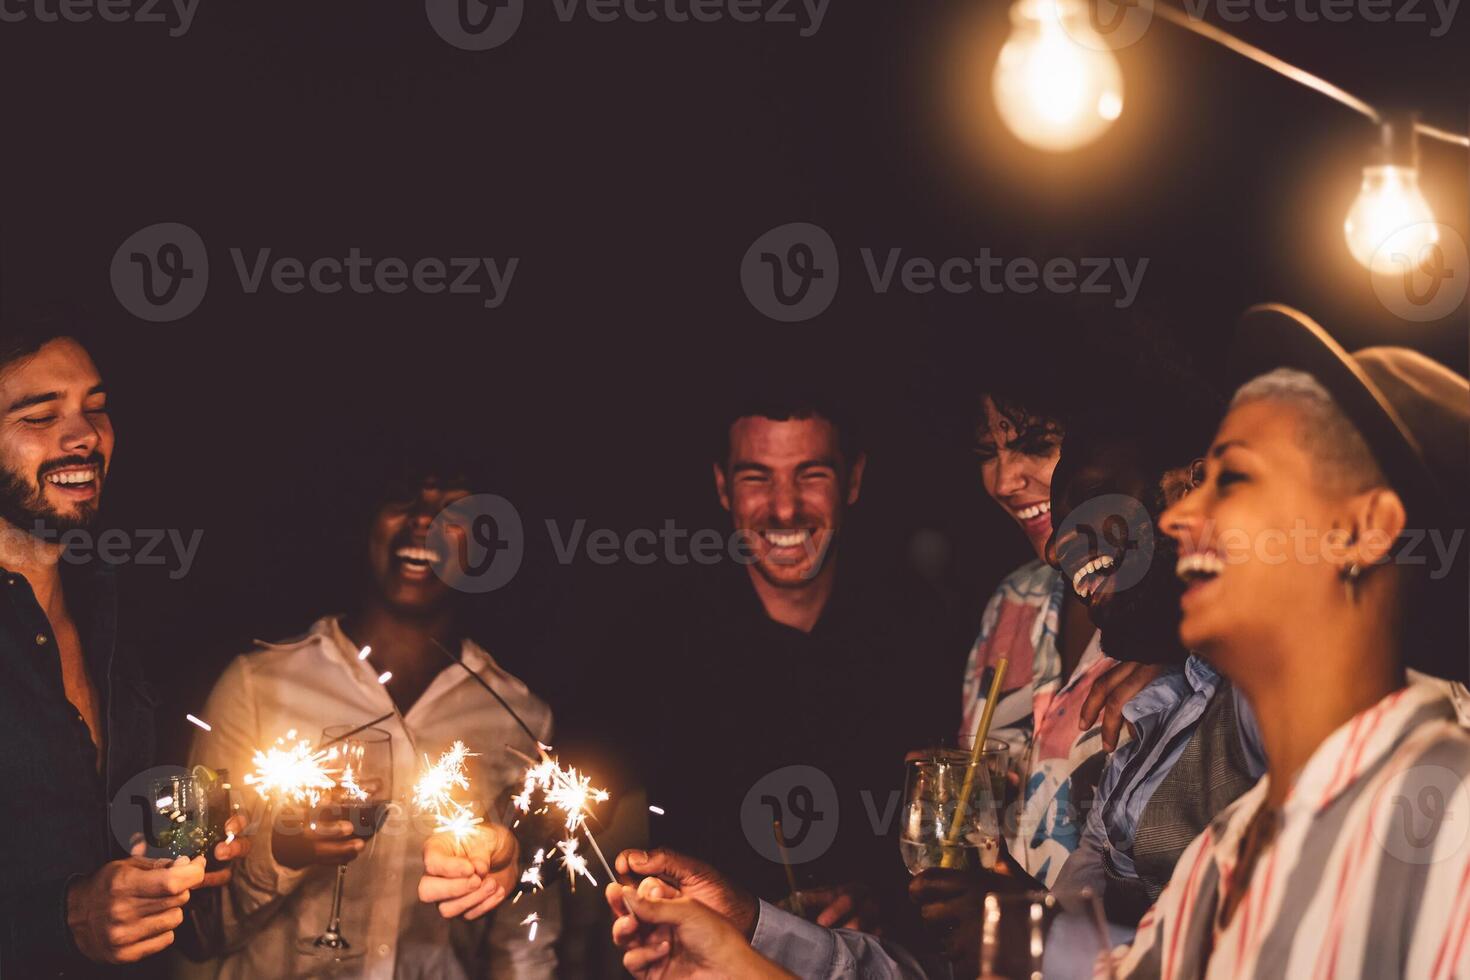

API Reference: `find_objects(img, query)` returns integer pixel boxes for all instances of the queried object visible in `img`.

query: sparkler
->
[509,745,615,886]
[413,741,484,850]
[243,730,337,807]
[427,639,620,890]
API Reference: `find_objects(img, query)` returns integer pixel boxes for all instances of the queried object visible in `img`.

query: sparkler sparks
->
[413,741,482,848]
[185,714,212,732]
[556,838,594,887]
[243,732,336,806]
[510,745,613,888]
[521,913,540,941]
[377,670,393,685]
[357,645,373,661]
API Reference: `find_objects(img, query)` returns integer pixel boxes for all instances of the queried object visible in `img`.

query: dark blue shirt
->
[0,562,156,976]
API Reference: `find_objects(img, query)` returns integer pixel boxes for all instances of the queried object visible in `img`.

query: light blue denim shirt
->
[749,900,928,979]
[1053,657,1265,916]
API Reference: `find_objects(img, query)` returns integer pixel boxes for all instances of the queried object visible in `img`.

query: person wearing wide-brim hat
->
[1111,303,1470,979]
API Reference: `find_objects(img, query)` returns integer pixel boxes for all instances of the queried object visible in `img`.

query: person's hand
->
[793,882,881,934]
[200,813,252,889]
[909,866,1019,964]
[417,823,519,920]
[66,854,205,964]
[615,848,758,938]
[1079,661,1173,750]
[270,816,366,870]
[607,877,796,979]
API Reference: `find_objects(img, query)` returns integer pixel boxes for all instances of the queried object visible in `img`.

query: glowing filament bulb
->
[992,0,1124,152]
[1344,165,1438,275]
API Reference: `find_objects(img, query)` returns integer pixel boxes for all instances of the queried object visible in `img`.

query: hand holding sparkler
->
[613,849,757,940]
[608,877,798,980]
[413,740,519,920]
[243,729,365,870]
[419,825,520,920]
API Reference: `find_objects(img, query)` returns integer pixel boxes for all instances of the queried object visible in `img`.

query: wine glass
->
[977,889,1116,979]
[900,741,1007,874]
[298,725,394,960]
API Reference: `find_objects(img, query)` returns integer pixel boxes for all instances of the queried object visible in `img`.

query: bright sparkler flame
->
[414,741,482,848]
[243,734,336,806]
[512,746,610,889]
[521,913,540,941]
[414,741,475,813]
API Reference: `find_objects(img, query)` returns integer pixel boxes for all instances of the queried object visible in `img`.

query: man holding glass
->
[186,444,557,978]
[0,318,247,974]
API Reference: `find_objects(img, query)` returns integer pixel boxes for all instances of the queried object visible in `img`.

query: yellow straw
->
[940,658,1008,867]
[773,820,804,917]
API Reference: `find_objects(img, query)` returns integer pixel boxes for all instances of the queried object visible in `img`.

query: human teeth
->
[763,530,810,548]
[1070,554,1117,595]
[395,546,440,563]
[45,468,96,485]
[1016,502,1051,521]
[1175,553,1225,580]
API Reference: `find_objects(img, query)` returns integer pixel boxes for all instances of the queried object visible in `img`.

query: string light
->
[990,0,1466,272]
[1344,116,1440,276]
[992,0,1123,152]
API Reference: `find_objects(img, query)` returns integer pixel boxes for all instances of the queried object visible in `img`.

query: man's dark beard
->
[0,453,105,538]
[1095,532,1189,666]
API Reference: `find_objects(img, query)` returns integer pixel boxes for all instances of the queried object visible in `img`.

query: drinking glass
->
[298,725,394,960]
[977,889,1116,980]
[900,742,1006,875]
[150,773,211,859]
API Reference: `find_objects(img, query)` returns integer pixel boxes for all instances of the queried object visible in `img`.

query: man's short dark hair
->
[712,381,864,467]
[0,301,101,376]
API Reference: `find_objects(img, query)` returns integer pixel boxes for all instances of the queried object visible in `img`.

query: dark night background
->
[0,0,1466,969]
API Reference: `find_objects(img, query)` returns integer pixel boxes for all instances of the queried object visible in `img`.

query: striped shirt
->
[1112,682,1470,979]
[961,559,1116,887]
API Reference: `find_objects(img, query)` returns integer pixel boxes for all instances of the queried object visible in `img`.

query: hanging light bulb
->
[992,0,1125,153]
[1344,115,1439,276]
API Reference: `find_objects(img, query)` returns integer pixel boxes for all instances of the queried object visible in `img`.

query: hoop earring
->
[1340,561,1364,604]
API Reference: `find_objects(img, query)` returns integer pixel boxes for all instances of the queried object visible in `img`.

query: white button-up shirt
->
[186,616,559,979]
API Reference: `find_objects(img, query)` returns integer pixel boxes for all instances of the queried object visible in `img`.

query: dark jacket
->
[0,563,157,977]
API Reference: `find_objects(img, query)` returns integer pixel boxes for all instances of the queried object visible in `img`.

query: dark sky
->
[1,0,1466,755]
